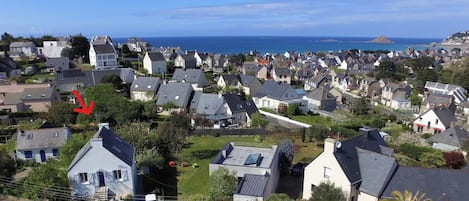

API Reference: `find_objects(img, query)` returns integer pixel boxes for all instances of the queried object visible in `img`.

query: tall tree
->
[0,146,15,178]
[70,34,90,62]
[375,60,408,81]
[208,167,237,201]
[351,97,370,116]
[309,182,346,201]
[41,102,78,126]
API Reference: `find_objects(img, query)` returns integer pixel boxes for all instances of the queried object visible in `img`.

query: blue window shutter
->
[24,151,32,159]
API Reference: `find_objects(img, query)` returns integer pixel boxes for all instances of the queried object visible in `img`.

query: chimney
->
[324,138,337,153]
[98,122,110,130]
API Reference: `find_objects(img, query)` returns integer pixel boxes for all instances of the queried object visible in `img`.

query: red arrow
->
[72,89,94,115]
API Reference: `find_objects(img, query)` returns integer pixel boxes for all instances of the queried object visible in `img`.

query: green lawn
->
[290,115,333,127]
[175,135,324,197]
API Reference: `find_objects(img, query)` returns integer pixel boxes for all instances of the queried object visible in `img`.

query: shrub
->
[421,133,432,139]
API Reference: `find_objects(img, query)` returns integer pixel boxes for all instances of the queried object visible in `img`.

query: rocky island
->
[370,35,393,44]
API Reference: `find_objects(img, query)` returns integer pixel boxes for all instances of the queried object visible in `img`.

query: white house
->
[414,108,457,134]
[302,128,389,201]
[143,52,167,74]
[130,77,161,101]
[89,36,118,70]
[67,124,137,200]
[16,126,71,162]
[9,41,38,58]
[39,40,69,58]
[252,80,307,113]
[210,142,280,201]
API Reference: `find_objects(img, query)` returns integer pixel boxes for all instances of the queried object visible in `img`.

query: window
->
[79,172,88,183]
[323,167,331,179]
[113,170,122,180]
[427,121,431,129]
[24,151,32,159]
[435,119,439,125]
[311,184,316,193]
[52,149,58,157]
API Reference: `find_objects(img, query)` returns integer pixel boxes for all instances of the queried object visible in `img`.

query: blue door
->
[40,150,46,162]
[98,171,105,187]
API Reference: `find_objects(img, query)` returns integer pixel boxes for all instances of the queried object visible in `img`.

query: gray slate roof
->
[432,108,457,128]
[358,148,397,197]
[334,128,387,183]
[94,127,135,166]
[223,93,258,116]
[306,87,335,101]
[194,93,224,115]
[156,82,193,108]
[274,67,291,77]
[130,77,161,93]
[235,174,269,197]
[20,87,55,101]
[428,126,469,148]
[381,166,469,201]
[422,93,453,106]
[16,127,70,150]
[254,80,300,101]
[2,93,22,105]
[171,68,208,87]
[147,52,165,61]
[10,41,36,48]
[92,44,115,54]
[55,68,134,88]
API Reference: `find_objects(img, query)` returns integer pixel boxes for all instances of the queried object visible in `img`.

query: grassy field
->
[175,135,324,197]
[290,114,333,127]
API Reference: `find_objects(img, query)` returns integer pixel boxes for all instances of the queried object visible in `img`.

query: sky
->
[1,0,469,39]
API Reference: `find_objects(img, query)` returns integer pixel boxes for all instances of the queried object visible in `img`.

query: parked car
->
[289,162,306,176]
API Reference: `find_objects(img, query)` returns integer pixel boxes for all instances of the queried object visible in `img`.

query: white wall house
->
[89,36,118,70]
[303,128,390,201]
[9,41,38,58]
[130,77,161,102]
[414,108,456,134]
[210,142,280,201]
[16,127,71,163]
[67,124,137,200]
[252,80,308,113]
[39,40,69,58]
[143,52,167,74]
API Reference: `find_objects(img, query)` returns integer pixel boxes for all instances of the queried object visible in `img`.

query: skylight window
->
[244,153,261,165]
[134,84,139,88]
[147,85,152,89]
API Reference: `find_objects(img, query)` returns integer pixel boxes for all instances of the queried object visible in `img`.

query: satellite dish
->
[335,141,342,149]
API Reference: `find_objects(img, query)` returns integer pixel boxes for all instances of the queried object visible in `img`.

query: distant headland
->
[370,35,394,44]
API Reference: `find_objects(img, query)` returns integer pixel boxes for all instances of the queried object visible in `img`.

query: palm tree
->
[382,190,431,201]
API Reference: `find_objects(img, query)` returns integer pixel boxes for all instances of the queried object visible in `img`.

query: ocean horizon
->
[113,36,441,55]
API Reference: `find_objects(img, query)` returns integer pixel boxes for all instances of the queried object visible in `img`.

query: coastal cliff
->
[370,35,393,44]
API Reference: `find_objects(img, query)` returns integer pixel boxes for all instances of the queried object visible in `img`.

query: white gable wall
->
[303,143,352,200]
[67,139,135,198]
[414,110,447,133]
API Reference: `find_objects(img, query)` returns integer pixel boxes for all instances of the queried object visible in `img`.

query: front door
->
[98,171,105,187]
[40,150,46,162]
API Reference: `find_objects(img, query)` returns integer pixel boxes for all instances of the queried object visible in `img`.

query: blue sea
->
[114,36,441,55]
